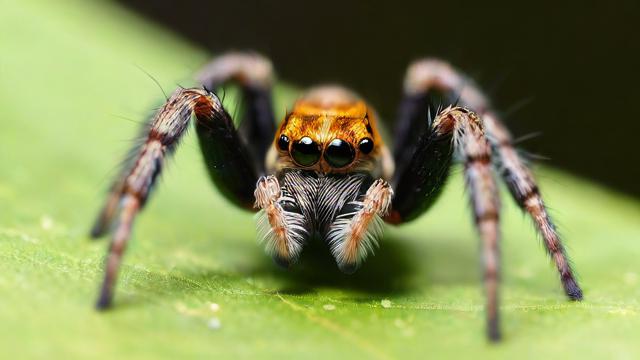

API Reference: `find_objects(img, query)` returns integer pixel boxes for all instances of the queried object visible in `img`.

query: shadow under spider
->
[244,232,478,297]
[261,235,417,296]
[121,231,478,306]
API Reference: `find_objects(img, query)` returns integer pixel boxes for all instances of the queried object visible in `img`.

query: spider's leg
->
[392,69,457,169]
[404,59,583,301]
[386,114,454,223]
[254,173,313,267]
[323,177,393,274]
[388,106,502,341]
[483,111,583,299]
[91,87,259,309]
[197,52,276,170]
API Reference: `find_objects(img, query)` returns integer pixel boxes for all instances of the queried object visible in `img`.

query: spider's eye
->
[291,136,321,166]
[324,138,355,168]
[277,134,290,151]
[358,137,374,154]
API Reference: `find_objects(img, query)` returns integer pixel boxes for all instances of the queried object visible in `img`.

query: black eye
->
[291,136,321,166]
[324,139,355,168]
[358,137,374,154]
[277,134,290,151]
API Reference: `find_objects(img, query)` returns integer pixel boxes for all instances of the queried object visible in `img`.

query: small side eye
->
[358,138,374,154]
[291,136,321,166]
[324,139,355,168]
[277,134,290,151]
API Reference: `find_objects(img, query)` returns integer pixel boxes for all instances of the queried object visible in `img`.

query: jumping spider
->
[91,52,583,341]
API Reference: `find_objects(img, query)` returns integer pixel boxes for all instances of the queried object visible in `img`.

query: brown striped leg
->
[401,58,583,301]
[91,89,214,238]
[439,107,502,341]
[96,194,140,308]
[325,179,393,273]
[389,105,502,341]
[484,112,582,299]
[254,175,311,267]
[92,87,259,309]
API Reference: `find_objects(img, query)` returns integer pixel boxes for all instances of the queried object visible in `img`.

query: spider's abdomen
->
[267,85,393,178]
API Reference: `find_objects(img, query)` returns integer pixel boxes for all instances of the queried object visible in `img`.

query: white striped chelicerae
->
[92,52,582,341]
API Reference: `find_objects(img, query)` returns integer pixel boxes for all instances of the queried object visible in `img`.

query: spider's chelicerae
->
[91,52,583,341]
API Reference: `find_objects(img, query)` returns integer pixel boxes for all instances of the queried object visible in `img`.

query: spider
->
[91,52,583,341]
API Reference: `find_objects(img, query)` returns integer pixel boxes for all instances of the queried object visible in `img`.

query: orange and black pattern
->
[91,52,582,343]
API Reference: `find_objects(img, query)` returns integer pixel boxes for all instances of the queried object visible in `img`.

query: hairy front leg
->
[404,59,583,301]
[254,175,311,267]
[389,106,502,341]
[325,178,394,274]
[91,87,259,309]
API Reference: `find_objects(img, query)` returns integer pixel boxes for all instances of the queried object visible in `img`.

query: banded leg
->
[197,52,276,169]
[389,106,502,340]
[325,179,394,274]
[404,59,582,301]
[254,174,311,267]
[91,87,259,309]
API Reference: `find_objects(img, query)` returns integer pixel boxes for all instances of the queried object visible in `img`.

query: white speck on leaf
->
[208,317,221,330]
[323,304,336,311]
[381,299,392,308]
[40,215,54,230]
[209,303,220,312]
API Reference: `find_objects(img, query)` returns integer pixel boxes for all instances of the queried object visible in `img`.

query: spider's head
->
[270,85,387,175]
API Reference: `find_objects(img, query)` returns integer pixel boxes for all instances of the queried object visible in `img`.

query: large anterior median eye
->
[291,136,321,166]
[324,138,355,168]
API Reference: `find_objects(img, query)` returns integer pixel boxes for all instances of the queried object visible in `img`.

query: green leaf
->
[1,1,639,359]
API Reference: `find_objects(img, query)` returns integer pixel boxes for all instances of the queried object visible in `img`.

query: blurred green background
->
[0,1,639,359]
